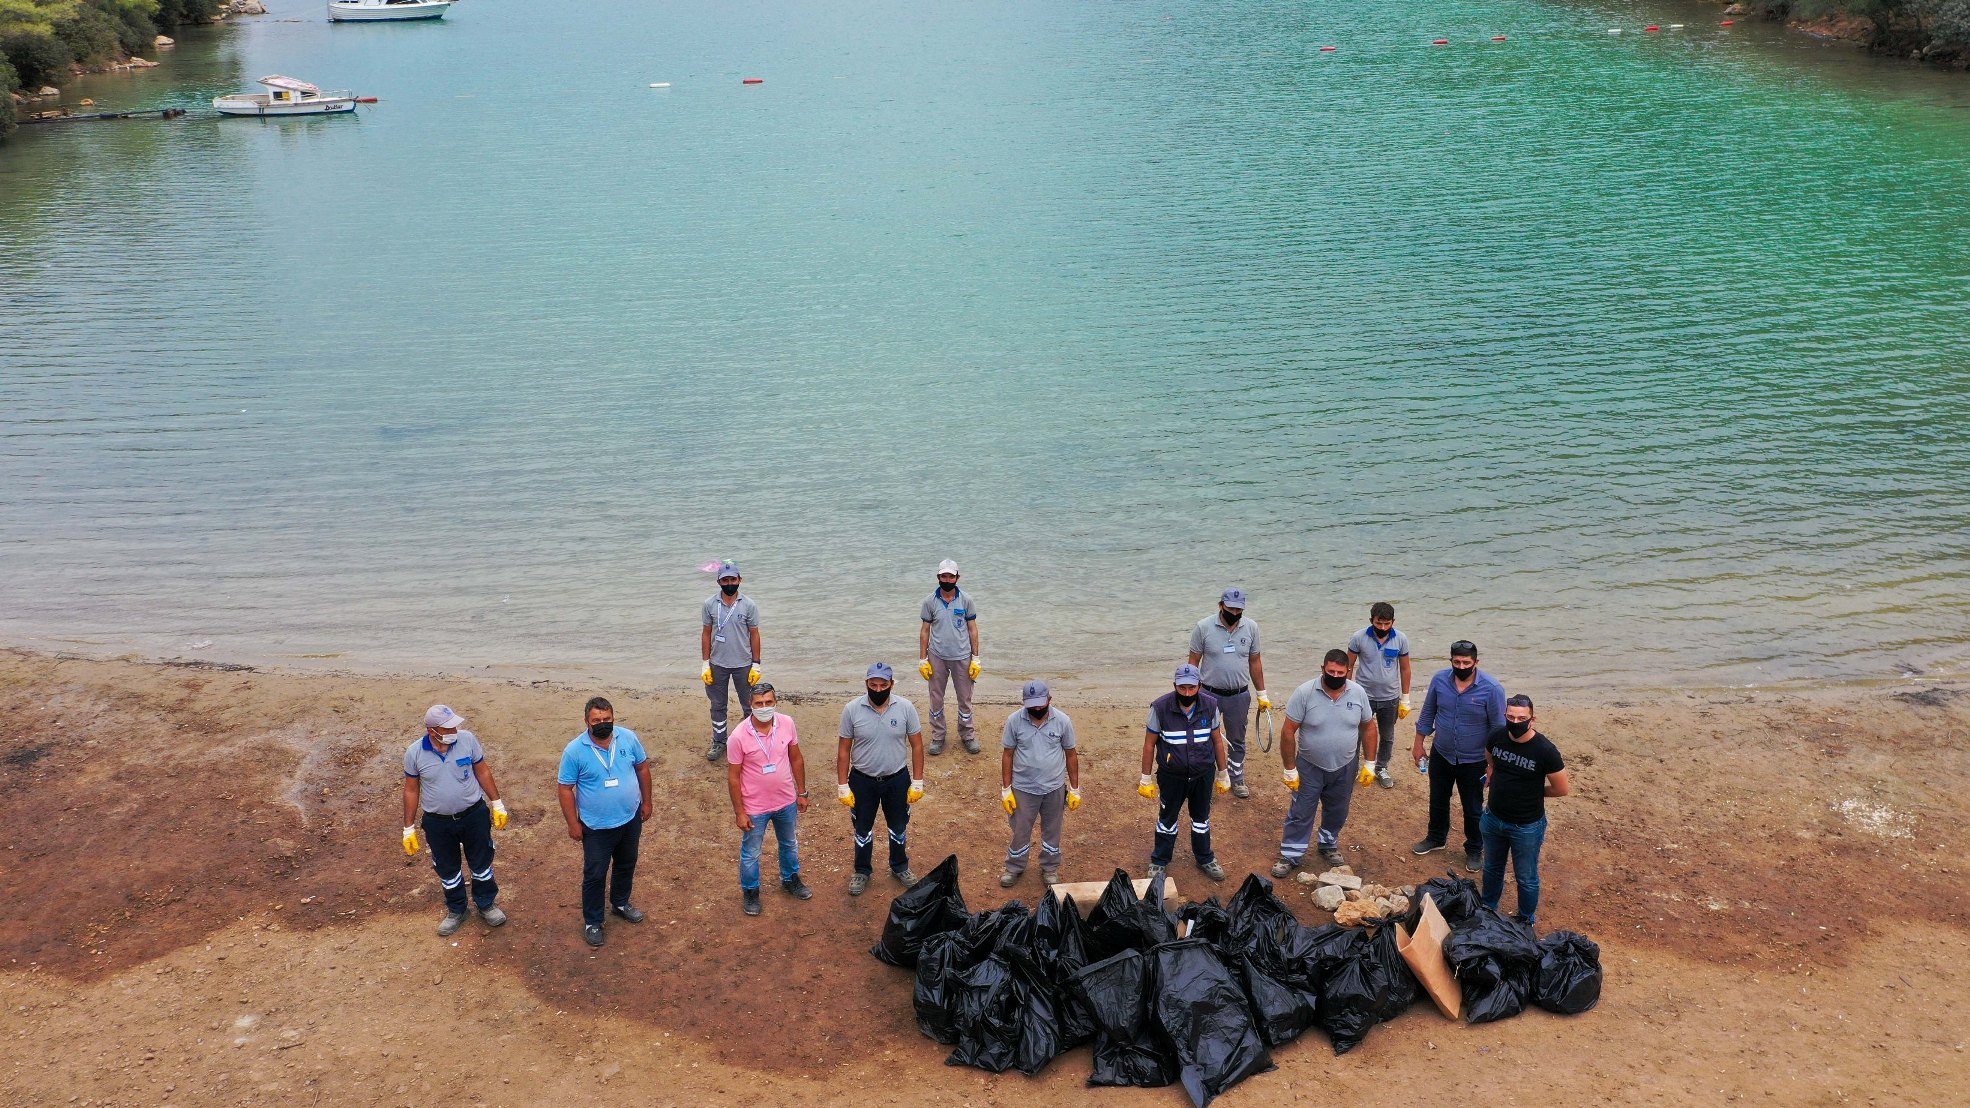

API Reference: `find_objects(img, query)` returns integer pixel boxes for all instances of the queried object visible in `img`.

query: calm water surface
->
[3,0,1968,696]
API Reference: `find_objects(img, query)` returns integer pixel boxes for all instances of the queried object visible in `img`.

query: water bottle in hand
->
[1417,757,1428,775]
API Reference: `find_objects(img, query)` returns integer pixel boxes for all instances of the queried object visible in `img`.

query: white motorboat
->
[328,0,453,21]
[213,75,362,116]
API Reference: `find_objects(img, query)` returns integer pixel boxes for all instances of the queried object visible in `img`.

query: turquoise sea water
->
[3,0,1968,695]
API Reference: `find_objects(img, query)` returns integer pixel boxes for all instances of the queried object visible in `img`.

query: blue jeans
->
[1480,809,1547,924]
[740,802,800,891]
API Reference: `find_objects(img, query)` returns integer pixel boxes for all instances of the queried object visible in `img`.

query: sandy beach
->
[2,647,1967,1105]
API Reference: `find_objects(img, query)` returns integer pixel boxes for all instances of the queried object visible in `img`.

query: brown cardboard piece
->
[1395,893,1463,1020]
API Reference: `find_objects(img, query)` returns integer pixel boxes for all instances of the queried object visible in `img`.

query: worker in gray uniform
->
[1187,587,1270,798]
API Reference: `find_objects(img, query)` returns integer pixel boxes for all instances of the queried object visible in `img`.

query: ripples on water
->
[1,0,1966,694]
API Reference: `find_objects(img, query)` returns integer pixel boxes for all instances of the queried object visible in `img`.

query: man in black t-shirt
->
[1481,694,1571,925]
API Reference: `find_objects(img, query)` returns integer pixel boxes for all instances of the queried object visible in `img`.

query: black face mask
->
[1026,706,1049,721]
[867,686,891,706]
[589,721,614,740]
[939,580,957,592]
[1506,720,1531,738]
[720,582,739,596]
[1452,665,1476,681]
[1176,691,1198,709]
[1220,608,1241,625]
[1321,672,1346,690]
[1372,625,1392,639]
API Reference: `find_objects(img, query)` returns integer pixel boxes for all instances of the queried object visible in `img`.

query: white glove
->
[1215,768,1231,794]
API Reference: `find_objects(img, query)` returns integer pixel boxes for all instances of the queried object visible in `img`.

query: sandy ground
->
[3,648,1968,1106]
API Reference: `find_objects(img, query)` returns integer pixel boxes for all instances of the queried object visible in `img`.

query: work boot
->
[782,875,813,900]
[1465,850,1482,873]
[1321,847,1347,869]
[847,873,871,896]
[962,738,982,755]
[1199,860,1227,882]
[704,741,726,763]
[999,869,1020,888]
[583,924,604,948]
[928,740,945,756]
[1042,870,1060,887]
[893,867,919,889]
[479,905,508,927]
[1146,863,1167,879]
[436,911,467,937]
[1231,781,1250,799]
[1376,766,1394,789]
[1412,838,1446,856]
[1270,856,1295,879]
[742,889,762,916]
[611,902,645,924]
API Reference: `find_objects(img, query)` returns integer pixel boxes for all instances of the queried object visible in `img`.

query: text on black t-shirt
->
[1485,729,1564,824]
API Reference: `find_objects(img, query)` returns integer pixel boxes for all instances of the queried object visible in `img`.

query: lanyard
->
[590,738,616,774]
[714,596,746,632]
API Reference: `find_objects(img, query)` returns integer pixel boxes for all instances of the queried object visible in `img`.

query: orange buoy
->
[1431,38,1449,45]
[1319,45,1336,51]
[1644,24,1660,31]
[742,77,763,84]
[1720,18,1736,24]
[1491,34,1507,41]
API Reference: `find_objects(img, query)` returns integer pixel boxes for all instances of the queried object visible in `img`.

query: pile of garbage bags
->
[873,857,1602,1106]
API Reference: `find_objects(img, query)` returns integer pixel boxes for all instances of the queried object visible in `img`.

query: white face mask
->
[433,730,457,745]
[752,707,776,724]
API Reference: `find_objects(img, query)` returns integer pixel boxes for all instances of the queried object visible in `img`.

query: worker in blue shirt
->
[1410,639,1506,873]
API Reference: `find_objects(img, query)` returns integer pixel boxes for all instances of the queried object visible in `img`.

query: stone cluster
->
[1293,866,1413,926]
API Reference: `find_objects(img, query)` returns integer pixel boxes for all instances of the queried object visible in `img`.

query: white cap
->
[937,559,959,575]
[424,704,465,730]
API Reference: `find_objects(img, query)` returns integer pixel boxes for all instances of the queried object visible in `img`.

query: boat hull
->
[213,97,358,116]
[328,1,450,20]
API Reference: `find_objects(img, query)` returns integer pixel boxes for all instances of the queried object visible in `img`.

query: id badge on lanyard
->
[594,742,620,787]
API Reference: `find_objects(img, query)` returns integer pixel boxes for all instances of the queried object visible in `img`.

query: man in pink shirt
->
[726,683,812,916]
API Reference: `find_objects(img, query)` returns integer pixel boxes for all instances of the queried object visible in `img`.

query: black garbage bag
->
[1363,919,1421,1021]
[1403,870,1481,930]
[1443,907,1540,1024]
[1222,875,1298,955]
[1310,925,1377,1054]
[1236,955,1319,1049]
[1086,869,1177,960]
[1153,938,1275,1107]
[1215,876,1319,1048]
[915,902,1025,1043]
[1534,931,1603,1015]
[1071,949,1179,1088]
[871,853,969,968]
[1042,893,1097,1049]
[1178,896,1230,945]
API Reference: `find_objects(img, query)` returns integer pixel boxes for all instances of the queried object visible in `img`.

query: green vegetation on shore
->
[1,0,220,137]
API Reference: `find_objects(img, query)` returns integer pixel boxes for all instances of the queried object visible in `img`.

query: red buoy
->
[1644,24,1660,31]
[1431,38,1449,45]
[1720,18,1736,24]
[1491,35,1507,41]
[742,77,763,84]
[1319,45,1336,52]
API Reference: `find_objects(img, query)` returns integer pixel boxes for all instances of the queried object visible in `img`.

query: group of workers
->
[401,561,1571,948]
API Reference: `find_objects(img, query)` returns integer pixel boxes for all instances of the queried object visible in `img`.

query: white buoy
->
[649,82,670,88]
[1669,23,1684,28]
[1608,28,1622,34]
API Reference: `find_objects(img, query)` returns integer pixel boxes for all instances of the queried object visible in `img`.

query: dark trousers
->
[850,767,912,876]
[423,800,497,914]
[707,664,753,743]
[581,816,643,926]
[1367,699,1398,770]
[1427,748,1486,854]
[1150,767,1216,867]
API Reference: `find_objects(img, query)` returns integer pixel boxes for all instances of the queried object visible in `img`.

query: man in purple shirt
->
[1410,639,1506,873]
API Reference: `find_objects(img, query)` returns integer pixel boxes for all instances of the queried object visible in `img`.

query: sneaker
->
[927,741,945,756]
[1321,848,1347,869]
[742,888,762,916]
[479,905,508,927]
[893,868,919,888]
[1199,860,1227,882]
[782,875,813,900]
[583,924,604,948]
[1464,850,1482,873]
[1376,766,1394,789]
[1231,781,1251,799]
[962,738,982,755]
[999,870,1020,888]
[1042,871,1060,887]
[1412,838,1446,856]
[704,741,726,763]
[611,902,646,924]
[847,873,871,896]
[1270,857,1295,879]
[436,911,467,937]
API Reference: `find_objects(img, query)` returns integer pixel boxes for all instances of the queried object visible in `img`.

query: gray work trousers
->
[1214,688,1252,783]
[1279,757,1358,860]
[1005,785,1066,876]
[706,664,753,742]
[927,654,977,748]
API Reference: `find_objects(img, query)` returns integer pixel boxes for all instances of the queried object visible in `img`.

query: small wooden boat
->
[327,0,453,21]
[213,76,360,116]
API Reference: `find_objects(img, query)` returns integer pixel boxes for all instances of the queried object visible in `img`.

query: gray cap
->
[1173,664,1202,687]
[1220,587,1247,608]
[1020,679,1051,708]
[423,704,464,730]
[716,560,742,580]
[866,661,894,681]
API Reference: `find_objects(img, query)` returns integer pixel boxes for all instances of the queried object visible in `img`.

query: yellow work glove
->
[1255,689,1271,711]
[919,658,935,681]
[907,779,925,805]
[746,663,761,685]
[837,784,854,808]
[1001,788,1017,815]
[1397,694,1412,720]
[1066,787,1082,812]
[401,826,419,856]
[701,662,714,686]
[968,657,982,681]
[490,799,509,830]
[1215,769,1231,795]
[1283,768,1301,792]
[1357,763,1377,786]
[1137,773,1157,800]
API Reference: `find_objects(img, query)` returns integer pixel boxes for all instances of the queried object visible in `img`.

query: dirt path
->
[3,651,1966,1105]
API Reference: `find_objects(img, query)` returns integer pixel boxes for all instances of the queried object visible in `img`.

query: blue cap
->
[1021,679,1051,707]
[865,661,894,681]
[1221,587,1247,608]
[716,560,742,580]
[1173,664,1202,687]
